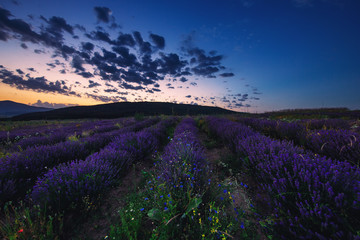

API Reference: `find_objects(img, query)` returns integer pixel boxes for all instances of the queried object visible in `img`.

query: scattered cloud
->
[31,100,78,109]
[0,67,78,96]
[94,7,112,23]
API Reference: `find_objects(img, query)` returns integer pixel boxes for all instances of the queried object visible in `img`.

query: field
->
[0,115,359,239]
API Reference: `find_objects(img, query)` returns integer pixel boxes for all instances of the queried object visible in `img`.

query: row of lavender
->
[2,119,132,151]
[0,117,159,206]
[108,118,228,239]
[156,118,209,195]
[113,118,252,239]
[30,117,176,213]
[236,117,360,166]
[0,120,91,145]
[298,118,353,130]
[206,116,360,239]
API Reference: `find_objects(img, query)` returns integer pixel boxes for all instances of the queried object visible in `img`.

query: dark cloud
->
[71,55,85,71]
[116,33,135,47]
[46,63,56,68]
[88,80,101,88]
[0,67,77,96]
[185,95,191,98]
[180,36,234,78]
[82,42,94,51]
[190,82,197,86]
[157,53,187,75]
[86,30,112,44]
[86,93,118,102]
[152,88,161,92]
[179,77,188,83]
[27,67,36,72]
[0,7,41,42]
[20,43,27,49]
[121,82,145,90]
[238,94,249,102]
[111,46,139,67]
[149,33,165,49]
[0,30,9,41]
[94,7,112,23]
[104,88,118,93]
[121,70,155,85]
[34,49,45,54]
[79,71,94,78]
[16,69,24,74]
[46,16,74,36]
[220,72,234,77]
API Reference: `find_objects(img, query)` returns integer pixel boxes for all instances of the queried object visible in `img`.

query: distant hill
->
[260,108,360,119]
[0,100,52,118]
[11,102,238,120]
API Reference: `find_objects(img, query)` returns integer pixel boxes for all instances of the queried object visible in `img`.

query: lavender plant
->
[31,158,117,213]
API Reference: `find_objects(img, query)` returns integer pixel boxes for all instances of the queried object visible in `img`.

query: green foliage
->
[135,113,145,121]
[107,166,259,239]
[0,202,63,240]
[67,134,79,142]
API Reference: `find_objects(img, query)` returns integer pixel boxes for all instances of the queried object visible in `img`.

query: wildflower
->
[160,195,163,198]
[164,207,168,211]
[202,234,205,238]
[18,229,24,233]
[180,185,183,188]
[140,208,145,211]
[145,197,149,200]
[131,217,134,220]
[218,184,221,187]
[240,222,245,229]
[167,194,171,197]
[223,189,227,193]
[199,218,202,224]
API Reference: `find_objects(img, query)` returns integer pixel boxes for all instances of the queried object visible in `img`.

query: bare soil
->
[67,159,154,240]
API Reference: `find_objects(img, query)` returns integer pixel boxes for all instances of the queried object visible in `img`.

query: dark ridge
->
[258,108,360,119]
[11,102,238,120]
[0,100,52,118]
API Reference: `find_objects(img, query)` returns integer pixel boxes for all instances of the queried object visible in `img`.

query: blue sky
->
[0,0,359,112]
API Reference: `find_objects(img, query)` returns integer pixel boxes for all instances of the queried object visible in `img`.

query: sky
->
[0,0,359,112]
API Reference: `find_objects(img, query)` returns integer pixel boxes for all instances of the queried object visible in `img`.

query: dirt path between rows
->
[197,130,270,240]
[67,159,154,240]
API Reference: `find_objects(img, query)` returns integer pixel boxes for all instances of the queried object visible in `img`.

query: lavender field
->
[0,115,359,239]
